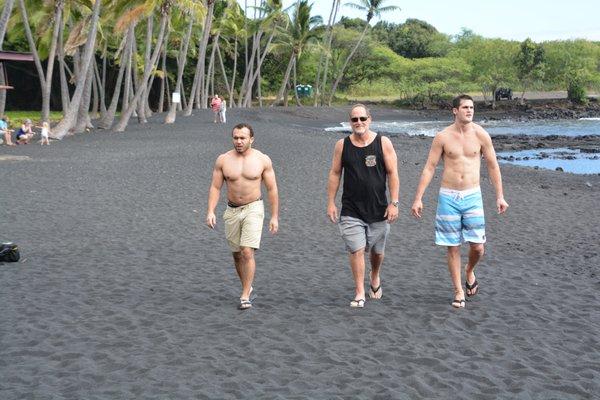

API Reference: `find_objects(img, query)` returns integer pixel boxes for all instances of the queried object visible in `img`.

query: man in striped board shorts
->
[411,94,509,309]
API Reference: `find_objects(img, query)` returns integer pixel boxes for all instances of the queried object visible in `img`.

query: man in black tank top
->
[327,104,400,308]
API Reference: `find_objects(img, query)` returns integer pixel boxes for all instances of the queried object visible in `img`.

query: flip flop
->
[451,298,466,308]
[465,279,479,297]
[239,299,252,310]
[369,285,382,299]
[350,298,365,308]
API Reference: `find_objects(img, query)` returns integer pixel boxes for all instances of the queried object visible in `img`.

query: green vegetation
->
[1,0,599,137]
[2,111,63,129]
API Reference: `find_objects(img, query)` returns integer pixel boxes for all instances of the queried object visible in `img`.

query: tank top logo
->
[365,155,377,167]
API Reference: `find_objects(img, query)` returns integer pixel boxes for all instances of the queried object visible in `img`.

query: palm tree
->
[0,0,14,49]
[0,0,16,114]
[17,0,65,122]
[52,0,102,139]
[313,0,340,106]
[270,0,321,106]
[327,0,398,105]
[184,0,215,115]
[164,1,204,123]
[114,0,171,132]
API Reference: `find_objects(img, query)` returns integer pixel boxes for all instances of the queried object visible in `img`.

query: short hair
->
[232,123,254,137]
[452,94,474,109]
[349,103,371,117]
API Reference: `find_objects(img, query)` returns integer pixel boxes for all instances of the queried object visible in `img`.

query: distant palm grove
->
[1,0,599,137]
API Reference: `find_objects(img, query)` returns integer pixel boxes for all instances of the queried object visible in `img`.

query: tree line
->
[0,0,598,138]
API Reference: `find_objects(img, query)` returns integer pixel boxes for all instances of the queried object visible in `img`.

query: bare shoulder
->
[254,149,273,167]
[435,128,452,142]
[215,151,234,166]
[473,123,493,142]
[380,135,396,150]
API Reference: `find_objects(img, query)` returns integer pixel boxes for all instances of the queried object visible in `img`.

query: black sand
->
[1,107,599,399]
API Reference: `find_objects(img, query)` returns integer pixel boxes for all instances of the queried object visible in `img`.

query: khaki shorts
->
[223,200,265,252]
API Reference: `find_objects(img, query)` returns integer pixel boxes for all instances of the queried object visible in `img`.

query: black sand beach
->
[1,107,599,399]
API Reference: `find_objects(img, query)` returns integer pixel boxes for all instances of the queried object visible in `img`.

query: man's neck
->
[453,120,472,133]
[351,130,374,145]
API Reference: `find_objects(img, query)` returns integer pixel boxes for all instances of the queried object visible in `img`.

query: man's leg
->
[447,246,465,305]
[349,248,366,301]
[369,250,384,299]
[233,247,256,300]
[466,243,484,295]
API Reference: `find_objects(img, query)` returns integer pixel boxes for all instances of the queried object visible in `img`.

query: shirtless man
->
[206,123,279,310]
[411,94,509,308]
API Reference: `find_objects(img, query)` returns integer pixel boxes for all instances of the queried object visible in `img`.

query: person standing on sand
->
[211,95,222,123]
[327,104,400,308]
[206,123,279,310]
[219,98,227,124]
[411,94,509,309]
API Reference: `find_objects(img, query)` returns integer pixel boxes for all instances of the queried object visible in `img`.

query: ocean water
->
[325,118,600,174]
[325,118,600,137]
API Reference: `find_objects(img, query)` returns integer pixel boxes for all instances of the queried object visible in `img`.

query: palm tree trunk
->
[215,41,230,97]
[229,39,238,107]
[203,33,219,105]
[158,46,166,113]
[315,0,339,106]
[58,22,70,112]
[328,22,369,106]
[293,57,302,106]
[243,28,274,107]
[114,13,168,132]
[0,0,14,49]
[93,57,107,118]
[165,17,193,123]
[271,52,295,106]
[73,61,94,133]
[197,0,215,109]
[51,0,101,139]
[98,30,130,129]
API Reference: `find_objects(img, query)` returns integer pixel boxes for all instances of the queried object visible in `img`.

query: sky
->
[247,0,600,42]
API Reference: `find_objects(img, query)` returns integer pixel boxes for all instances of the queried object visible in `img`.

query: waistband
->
[227,198,262,208]
[440,187,480,201]
[439,187,480,196]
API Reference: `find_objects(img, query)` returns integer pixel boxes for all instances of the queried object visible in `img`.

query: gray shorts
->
[338,216,390,254]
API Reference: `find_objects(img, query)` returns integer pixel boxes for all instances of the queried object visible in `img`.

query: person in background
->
[211,95,223,124]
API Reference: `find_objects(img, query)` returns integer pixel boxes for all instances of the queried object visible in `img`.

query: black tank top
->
[341,134,387,223]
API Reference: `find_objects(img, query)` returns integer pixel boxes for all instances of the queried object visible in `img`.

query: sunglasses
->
[350,116,369,122]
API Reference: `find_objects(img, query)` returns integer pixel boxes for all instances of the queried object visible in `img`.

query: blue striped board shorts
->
[435,187,486,246]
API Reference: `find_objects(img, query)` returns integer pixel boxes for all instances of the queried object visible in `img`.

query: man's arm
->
[206,155,225,228]
[381,136,399,222]
[479,128,509,214]
[411,134,444,218]
[327,139,344,223]
[262,155,279,234]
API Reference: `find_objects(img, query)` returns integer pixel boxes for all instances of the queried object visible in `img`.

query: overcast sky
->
[239,0,600,42]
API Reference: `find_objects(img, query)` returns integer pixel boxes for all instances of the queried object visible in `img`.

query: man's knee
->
[349,248,365,258]
[470,243,485,258]
[239,247,255,262]
[447,245,460,257]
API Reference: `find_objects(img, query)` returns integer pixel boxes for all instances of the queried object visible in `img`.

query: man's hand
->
[411,200,423,218]
[327,203,338,223]
[497,198,509,214]
[269,217,279,234]
[206,212,216,229]
[384,203,399,223]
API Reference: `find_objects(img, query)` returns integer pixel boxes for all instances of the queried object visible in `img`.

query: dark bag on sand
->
[0,242,20,262]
